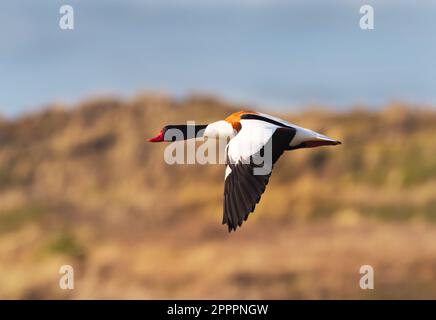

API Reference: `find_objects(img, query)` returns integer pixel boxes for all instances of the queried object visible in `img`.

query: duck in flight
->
[149,111,341,232]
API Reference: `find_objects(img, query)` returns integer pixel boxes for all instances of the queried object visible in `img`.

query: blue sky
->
[1,0,436,116]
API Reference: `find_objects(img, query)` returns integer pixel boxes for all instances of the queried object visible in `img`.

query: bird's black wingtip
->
[226,224,239,233]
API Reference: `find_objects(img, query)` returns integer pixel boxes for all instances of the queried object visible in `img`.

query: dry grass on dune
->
[0,94,436,299]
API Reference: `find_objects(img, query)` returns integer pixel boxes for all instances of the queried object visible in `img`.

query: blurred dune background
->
[1,95,436,299]
[1,0,436,299]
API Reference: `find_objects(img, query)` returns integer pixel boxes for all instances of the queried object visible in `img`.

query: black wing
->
[223,127,296,231]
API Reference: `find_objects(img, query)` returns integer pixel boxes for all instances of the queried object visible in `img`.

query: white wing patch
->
[224,165,232,180]
[226,119,277,165]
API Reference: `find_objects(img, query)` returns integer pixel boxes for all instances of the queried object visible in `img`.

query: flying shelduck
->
[149,110,341,232]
